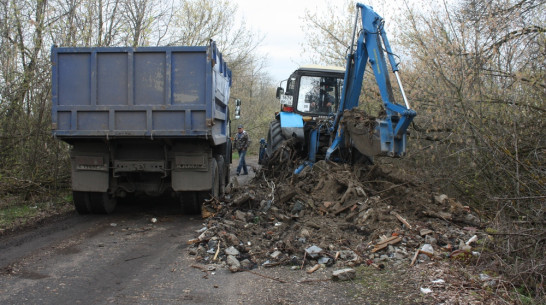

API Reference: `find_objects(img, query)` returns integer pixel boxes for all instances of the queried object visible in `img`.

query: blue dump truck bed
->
[51,44,231,145]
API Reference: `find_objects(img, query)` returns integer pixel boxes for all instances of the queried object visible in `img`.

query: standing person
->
[235,124,249,175]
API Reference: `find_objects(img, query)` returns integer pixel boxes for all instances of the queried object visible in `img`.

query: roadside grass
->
[0,191,73,233]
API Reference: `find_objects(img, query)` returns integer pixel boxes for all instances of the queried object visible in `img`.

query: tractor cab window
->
[297,76,341,115]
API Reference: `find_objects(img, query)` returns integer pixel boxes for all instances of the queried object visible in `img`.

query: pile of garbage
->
[187,158,483,274]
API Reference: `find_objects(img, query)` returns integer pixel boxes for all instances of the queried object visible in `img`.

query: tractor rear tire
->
[266,120,285,160]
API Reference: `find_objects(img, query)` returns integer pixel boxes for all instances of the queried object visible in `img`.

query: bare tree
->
[301,0,355,66]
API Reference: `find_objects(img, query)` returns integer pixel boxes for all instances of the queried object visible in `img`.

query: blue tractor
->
[260,3,416,173]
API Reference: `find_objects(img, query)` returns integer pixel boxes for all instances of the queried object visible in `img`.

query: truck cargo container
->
[51,41,234,214]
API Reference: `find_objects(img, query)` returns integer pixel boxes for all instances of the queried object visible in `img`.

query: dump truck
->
[51,41,235,214]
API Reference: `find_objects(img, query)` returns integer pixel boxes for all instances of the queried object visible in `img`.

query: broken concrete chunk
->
[420,228,433,236]
[421,243,434,255]
[240,259,253,270]
[225,246,240,256]
[300,228,311,238]
[434,194,449,204]
[305,245,323,258]
[291,201,304,214]
[227,255,241,272]
[270,250,282,259]
[318,257,333,265]
[224,233,240,246]
[338,250,358,261]
[197,230,214,242]
[235,210,247,222]
[425,235,437,245]
[332,268,356,281]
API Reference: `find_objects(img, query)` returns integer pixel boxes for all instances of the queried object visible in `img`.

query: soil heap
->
[188,139,482,273]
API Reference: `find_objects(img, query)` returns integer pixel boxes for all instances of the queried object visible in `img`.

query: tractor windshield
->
[296,76,342,115]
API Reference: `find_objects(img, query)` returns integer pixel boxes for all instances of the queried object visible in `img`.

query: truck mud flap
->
[71,154,109,192]
[172,155,212,192]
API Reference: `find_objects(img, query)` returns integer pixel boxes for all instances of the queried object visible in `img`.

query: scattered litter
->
[420,244,434,255]
[372,235,402,253]
[465,235,478,245]
[318,257,333,265]
[305,245,323,258]
[307,264,321,274]
[391,211,412,229]
[420,229,433,236]
[420,287,433,294]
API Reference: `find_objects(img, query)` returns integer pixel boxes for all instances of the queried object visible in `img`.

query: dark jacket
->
[235,130,250,151]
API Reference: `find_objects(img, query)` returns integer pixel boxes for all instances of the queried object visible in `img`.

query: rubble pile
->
[187,158,483,274]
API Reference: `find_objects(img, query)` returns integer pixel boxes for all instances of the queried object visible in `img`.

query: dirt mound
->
[188,154,482,273]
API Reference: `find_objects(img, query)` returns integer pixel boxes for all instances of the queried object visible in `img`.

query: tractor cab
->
[277,65,345,118]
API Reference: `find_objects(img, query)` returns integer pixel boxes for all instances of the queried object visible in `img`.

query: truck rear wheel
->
[180,192,199,214]
[73,191,91,214]
[89,192,116,214]
[73,191,116,214]
[215,155,226,195]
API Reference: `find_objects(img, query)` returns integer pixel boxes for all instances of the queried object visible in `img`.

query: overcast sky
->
[231,0,413,85]
[232,0,329,85]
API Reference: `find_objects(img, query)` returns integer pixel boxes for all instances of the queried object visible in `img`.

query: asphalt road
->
[0,156,370,305]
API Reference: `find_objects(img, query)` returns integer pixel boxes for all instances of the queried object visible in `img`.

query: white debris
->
[420,287,433,294]
[465,234,478,245]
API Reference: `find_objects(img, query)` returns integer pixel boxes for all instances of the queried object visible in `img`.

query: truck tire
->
[266,120,284,159]
[73,191,116,214]
[181,192,199,214]
[73,191,91,214]
[215,155,226,195]
[89,192,117,214]
[198,158,219,201]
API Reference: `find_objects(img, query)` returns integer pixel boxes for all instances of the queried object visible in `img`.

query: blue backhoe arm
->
[327,3,416,160]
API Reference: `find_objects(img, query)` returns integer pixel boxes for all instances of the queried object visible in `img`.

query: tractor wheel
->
[266,120,285,159]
